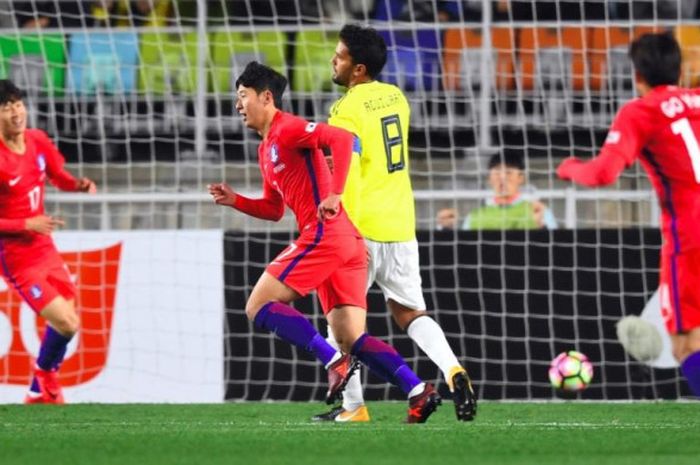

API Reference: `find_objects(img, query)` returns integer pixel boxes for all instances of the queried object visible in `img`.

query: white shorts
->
[365,239,427,311]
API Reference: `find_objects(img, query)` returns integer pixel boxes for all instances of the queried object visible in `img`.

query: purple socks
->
[36,326,71,371]
[29,326,72,394]
[681,351,700,397]
[254,302,337,366]
[351,333,422,394]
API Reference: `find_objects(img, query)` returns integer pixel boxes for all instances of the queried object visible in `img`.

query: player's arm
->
[328,110,362,225]
[556,151,629,187]
[285,119,354,220]
[316,124,353,220]
[557,105,643,187]
[0,215,64,235]
[39,130,96,193]
[208,179,285,221]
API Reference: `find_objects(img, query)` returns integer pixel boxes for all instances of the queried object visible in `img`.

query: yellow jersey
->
[329,80,415,242]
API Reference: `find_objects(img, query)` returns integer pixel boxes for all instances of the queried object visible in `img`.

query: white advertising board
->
[0,230,224,403]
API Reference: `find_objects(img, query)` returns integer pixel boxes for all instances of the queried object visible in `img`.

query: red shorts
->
[0,240,76,313]
[659,248,700,334]
[267,232,367,314]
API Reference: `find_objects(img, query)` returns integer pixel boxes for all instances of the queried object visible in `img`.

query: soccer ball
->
[548,351,594,392]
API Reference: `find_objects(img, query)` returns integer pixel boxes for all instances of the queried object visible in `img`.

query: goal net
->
[0,0,695,402]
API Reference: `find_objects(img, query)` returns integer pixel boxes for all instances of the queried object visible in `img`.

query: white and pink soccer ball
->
[548,351,594,392]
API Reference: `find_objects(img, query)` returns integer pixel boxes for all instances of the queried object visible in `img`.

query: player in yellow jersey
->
[312,24,477,423]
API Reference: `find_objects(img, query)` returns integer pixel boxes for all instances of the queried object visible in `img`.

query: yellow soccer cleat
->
[311,405,371,422]
[447,367,477,422]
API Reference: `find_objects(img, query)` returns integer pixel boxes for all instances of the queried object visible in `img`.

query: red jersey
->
[0,129,79,246]
[234,111,360,237]
[559,86,700,254]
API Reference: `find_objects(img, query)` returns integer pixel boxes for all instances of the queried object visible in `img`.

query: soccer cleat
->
[406,383,441,424]
[23,392,46,405]
[311,405,371,422]
[311,406,344,422]
[450,370,477,421]
[325,354,360,405]
[31,368,65,405]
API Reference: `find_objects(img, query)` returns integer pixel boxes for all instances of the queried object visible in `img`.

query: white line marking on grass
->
[0,420,687,431]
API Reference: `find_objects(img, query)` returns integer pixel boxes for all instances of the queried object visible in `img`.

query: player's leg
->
[377,239,477,420]
[312,240,380,421]
[326,305,440,423]
[673,329,700,396]
[9,259,78,404]
[245,271,342,371]
[321,237,441,423]
[27,295,79,404]
[389,300,477,420]
[311,324,369,422]
[661,249,700,396]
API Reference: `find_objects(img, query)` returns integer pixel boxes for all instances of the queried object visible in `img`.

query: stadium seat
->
[675,25,700,88]
[442,27,481,91]
[588,26,657,91]
[292,29,338,93]
[442,27,516,92]
[67,31,139,95]
[0,34,65,96]
[138,32,202,95]
[518,27,588,92]
[379,29,441,92]
[373,0,403,22]
[210,31,287,94]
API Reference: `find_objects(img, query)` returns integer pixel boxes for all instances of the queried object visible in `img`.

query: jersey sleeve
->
[280,116,354,195]
[461,214,472,230]
[232,177,285,221]
[557,102,645,186]
[598,102,647,166]
[0,218,26,233]
[35,130,80,191]
[329,100,361,140]
[329,102,363,227]
[542,207,558,229]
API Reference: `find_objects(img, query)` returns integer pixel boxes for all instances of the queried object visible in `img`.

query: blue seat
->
[378,30,441,91]
[67,31,139,94]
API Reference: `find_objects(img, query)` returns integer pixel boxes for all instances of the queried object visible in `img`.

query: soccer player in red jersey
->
[209,62,440,422]
[558,32,700,397]
[0,80,97,404]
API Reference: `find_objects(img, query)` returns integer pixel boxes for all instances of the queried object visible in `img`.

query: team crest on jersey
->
[29,284,43,300]
[305,122,317,133]
[270,144,279,164]
[605,131,621,144]
[36,153,46,172]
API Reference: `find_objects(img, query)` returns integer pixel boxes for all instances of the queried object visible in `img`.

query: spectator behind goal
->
[460,152,557,230]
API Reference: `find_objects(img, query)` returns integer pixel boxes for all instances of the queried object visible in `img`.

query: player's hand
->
[77,177,97,194]
[208,182,237,207]
[25,215,64,235]
[531,200,546,227]
[556,157,582,181]
[317,193,341,221]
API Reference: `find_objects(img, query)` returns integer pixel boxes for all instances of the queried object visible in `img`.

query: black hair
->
[234,61,287,108]
[488,151,525,171]
[0,80,24,106]
[338,24,387,79]
[629,32,681,87]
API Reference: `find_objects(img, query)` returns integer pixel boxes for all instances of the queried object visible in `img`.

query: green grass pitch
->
[1,402,699,465]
